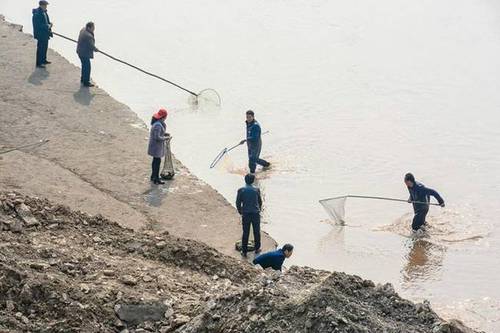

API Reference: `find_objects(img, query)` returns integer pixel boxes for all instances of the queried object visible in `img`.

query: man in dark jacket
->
[405,173,445,231]
[77,22,99,87]
[253,244,294,271]
[235,173,263,257]
[240,110,270,174]
[32,1,53,68]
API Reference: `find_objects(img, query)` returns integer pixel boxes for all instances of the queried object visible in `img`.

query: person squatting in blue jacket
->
[240,110,270,174]
[253,244,294,271]
[404,173,445,231]
[235,173,263,257]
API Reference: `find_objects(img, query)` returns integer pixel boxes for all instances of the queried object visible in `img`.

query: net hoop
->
[209,147,228,169]
[189,88,222,108]
[319,196,347,225]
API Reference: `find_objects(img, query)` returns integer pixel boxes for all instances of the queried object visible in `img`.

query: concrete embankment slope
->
[0,15,275,257]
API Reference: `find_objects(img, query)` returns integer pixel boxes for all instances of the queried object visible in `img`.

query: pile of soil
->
[0,192,477,333]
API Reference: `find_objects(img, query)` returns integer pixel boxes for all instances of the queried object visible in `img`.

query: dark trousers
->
[79,56,91,85]
[241,213,261,254]
[248,144,269,173]
[412,209,429,231]
[151,157,161,181]
[36,38,49,66]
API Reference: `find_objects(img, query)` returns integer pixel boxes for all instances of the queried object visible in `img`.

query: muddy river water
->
[1,0,500,331]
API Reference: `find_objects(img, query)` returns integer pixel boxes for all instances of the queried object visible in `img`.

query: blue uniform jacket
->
[32,7,52,40]
[253,249,286,271]
[408,182,444,213]
[246,120,262,155]
[236,185,262,215]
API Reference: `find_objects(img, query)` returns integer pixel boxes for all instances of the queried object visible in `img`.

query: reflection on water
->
[402,238,445,283]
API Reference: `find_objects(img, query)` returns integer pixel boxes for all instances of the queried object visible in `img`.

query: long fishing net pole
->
[319,194,440,224]
[209,131,269,169]
[52,32,221,106]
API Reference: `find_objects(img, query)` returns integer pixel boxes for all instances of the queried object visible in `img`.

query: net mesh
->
[319,196,347,224]
[189,89,222,108]
[160,136,175,180]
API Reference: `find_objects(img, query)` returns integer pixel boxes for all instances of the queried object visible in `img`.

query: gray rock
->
[114,303,168,325]
[6,300,15,312]
[120,275,138,286]
[174,314,191,326]
[29,262,50,270]
[15,203,39,226]
[433,320,476,333]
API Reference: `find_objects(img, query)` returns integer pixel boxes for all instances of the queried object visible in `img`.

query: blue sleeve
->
[272,256,285,271]
[257,189,263,210]
[236,189,243,215]
[423,186,444,204]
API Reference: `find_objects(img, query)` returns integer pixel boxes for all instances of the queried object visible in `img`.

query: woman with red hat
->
[148,108,169,184]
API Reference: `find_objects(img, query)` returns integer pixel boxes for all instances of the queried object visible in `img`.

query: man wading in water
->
[404,173,445,232]
[240,110,270,174]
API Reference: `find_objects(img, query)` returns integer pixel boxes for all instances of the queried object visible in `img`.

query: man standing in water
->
[240,110,270,174]
[404,173,445,231]
[236,173,262,257]
[32,1,53,68]
[77,22,99,87]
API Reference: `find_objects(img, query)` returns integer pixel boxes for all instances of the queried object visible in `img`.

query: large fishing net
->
[319,196,347,224]
[188,89,222,108]
[319,195,440,226]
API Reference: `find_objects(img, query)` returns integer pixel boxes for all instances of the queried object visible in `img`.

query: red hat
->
[153,108,168,119]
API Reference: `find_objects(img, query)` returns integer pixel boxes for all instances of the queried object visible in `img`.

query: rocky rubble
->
[0,192,479,332]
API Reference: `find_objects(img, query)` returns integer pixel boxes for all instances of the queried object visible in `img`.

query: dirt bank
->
[0,192,478,333]
[0,15,275,258]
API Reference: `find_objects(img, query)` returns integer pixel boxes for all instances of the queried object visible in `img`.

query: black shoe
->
[36,64,46,68]
[43,61,51,64]
[153,179,165,185]
[241,252,248,258]
[255,248,262,254]
[83,83,95,87]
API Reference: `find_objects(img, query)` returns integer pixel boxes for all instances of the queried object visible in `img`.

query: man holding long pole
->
[77,22,99,87]
[32,0,53,68]
[240,110,270,174]
[404,173,445,232]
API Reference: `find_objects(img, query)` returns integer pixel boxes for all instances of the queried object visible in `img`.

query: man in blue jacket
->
[240,110,270,174]
[253,244,294,271]
[32,1,53,68]
[405,173,445,231]
[235,174,263,257]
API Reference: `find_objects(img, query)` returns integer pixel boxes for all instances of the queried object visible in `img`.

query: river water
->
[2,0,500,331]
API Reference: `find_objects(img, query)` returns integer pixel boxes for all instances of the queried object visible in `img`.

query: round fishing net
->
[319,196,347,225]
[189,88,222,108]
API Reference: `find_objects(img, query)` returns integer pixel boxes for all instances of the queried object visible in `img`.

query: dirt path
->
[0,16,276,258]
